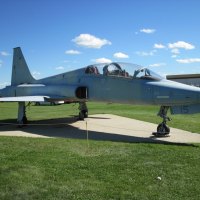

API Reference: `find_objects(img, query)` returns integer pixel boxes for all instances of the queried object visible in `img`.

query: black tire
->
[157,123,170,135]
[18,116,28,128]
[79,112,84,120]
[83,110,88,118]
[22,116,28,124]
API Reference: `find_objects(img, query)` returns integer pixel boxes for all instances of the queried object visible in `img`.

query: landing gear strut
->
[17,102,28,127]
[78,102,88,120]
[153,106,171,137]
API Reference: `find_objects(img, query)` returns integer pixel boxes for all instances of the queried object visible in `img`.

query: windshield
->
[133,68,163,80]
[85,62,164,81]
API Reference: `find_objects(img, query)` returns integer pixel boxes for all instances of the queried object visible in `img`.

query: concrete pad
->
[0,114,200,144]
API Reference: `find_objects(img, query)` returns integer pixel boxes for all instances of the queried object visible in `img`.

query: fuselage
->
[1,63,200,107]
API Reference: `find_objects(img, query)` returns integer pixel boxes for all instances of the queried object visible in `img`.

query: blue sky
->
[0,0,200,87]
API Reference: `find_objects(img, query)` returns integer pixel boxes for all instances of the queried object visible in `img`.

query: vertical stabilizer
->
[11,47,35,85]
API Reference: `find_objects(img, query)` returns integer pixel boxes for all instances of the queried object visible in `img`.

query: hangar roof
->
[167,74,200,80]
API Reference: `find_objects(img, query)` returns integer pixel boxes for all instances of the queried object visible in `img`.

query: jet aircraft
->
[0,47,200,136]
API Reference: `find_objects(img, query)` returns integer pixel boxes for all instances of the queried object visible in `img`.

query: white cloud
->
[168,41,195,50]
[72,34,111,49]
[149,63,166,67]
[32,71,41,79]
[171,48,180,54]
[136,50,156,56]
[176,58,200,64]
[65,50,81,55]
[140,28,156,34]
[154,43,166,49]
[113,52,129,59]
[0,51,10,56]
[93,58,112,63]
[171,55,177,58]
[55,66,65,70]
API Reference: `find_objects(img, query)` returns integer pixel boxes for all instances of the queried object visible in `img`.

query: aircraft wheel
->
[79,111,84,120]
[157,123,170,135]
[83,110,88,118]
[23,116,28,124]
[18,123,24,128]
[18,116,28,128]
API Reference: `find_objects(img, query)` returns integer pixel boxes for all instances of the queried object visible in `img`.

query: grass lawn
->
[0,137,200,200]
[0,102,200,199]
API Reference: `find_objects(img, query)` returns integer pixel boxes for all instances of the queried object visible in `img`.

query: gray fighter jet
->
[0,47,200,136]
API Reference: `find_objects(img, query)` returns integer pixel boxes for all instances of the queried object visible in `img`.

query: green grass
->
[0,103,200,199]
[0,102,199,133]
[0,137,200,200]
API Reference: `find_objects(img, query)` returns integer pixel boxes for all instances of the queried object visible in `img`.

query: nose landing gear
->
[153,106,171,137]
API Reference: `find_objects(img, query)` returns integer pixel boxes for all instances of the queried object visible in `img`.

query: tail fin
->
[11,47,35,85]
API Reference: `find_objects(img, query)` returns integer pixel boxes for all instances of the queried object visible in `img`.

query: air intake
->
[76,87,88,99]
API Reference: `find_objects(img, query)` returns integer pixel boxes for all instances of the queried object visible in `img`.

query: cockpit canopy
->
[85,62,163,81]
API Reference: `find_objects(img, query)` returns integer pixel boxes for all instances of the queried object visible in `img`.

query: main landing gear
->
[17,101,88,127]
[78,102,88,120]
[153,106,171,137]
[17,102,28,127]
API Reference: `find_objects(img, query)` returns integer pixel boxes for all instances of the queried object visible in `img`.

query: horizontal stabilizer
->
[0,96,49,102]
[170,104,200,115]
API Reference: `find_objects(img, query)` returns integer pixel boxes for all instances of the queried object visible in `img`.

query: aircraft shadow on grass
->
[0,116,197,147]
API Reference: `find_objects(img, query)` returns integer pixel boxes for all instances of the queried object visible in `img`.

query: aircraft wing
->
[0,96,49,102]
[0,95,84,103]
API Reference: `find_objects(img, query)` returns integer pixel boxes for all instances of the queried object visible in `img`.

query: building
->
[167,74,200,87]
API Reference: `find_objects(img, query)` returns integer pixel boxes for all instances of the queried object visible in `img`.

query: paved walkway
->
[0,114,200,144]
